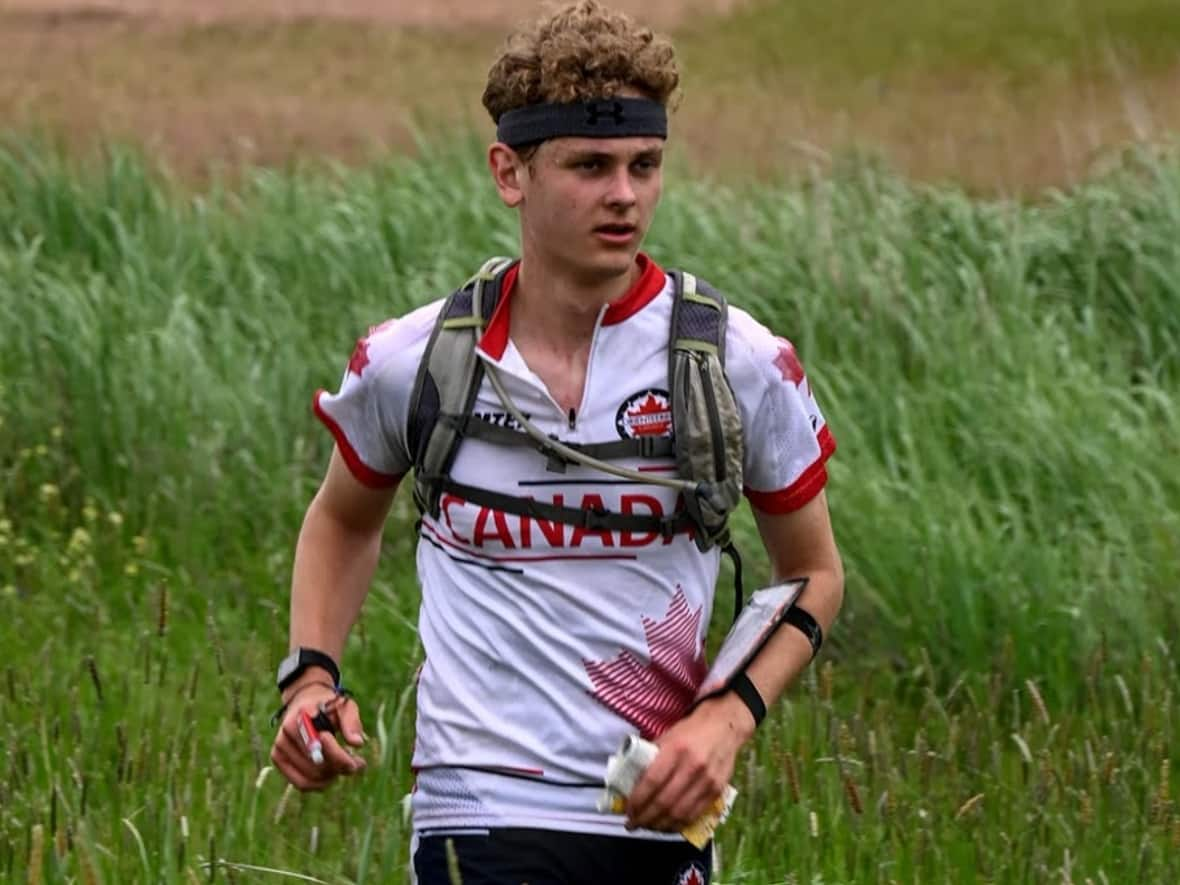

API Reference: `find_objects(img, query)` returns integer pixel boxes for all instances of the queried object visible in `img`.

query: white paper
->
[694,579,807,701]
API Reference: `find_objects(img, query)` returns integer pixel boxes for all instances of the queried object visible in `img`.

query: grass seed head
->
[843,772,864,815]
[1025,679,1050,726]
[1102,752,1117,785]
[84,657,103,704]
[157,584,169,636]
[954,792,985,820]
[28,824,44,885]
[273,784,294,825]
[820,660,834,702]
[1152,758,1172,824]
[784,751,800,803]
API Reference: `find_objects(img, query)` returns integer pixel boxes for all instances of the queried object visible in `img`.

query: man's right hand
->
[270,677,367,791]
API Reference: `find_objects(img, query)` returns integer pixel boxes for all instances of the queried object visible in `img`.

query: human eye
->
[632,155,662,174]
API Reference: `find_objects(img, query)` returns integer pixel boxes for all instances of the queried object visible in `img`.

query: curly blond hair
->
[482,0,680,123]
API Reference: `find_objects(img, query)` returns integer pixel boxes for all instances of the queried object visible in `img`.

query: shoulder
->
[660,269,801,386]
[350,298,446,389]
[723,302,807,391]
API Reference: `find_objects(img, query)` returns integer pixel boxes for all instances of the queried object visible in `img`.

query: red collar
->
[477,253,666,360]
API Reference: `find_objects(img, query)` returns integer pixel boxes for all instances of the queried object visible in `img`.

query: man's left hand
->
[624,692,756,832]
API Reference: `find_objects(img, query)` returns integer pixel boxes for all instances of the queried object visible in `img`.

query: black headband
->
[496,97,668,148]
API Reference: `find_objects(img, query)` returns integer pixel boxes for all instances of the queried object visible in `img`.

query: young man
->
[270,2,843,882]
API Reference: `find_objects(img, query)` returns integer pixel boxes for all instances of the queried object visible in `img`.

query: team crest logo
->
[674,861,708,885]
[616,389,672,439]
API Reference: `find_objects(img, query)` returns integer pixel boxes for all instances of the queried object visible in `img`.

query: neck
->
[510,252,639,353]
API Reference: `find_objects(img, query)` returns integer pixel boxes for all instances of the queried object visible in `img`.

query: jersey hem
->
[412,812,686,842]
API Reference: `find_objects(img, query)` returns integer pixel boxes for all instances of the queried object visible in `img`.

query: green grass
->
[1,137,1178,881]
[682,0,1180,85]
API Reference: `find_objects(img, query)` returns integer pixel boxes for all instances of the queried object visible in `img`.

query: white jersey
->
[314,254,835,837]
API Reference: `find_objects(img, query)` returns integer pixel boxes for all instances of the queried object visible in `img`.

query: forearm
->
[287,497,383,675]
[744,565,843,709]
[697,564,844,740]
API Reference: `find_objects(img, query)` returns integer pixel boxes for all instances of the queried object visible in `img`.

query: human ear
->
[487,143,526,208]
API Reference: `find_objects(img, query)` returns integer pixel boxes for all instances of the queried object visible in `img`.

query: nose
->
[605,166,637,209]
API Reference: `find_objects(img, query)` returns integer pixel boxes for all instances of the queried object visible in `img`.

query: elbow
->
[816,553,845,627]
[782,551,843,628]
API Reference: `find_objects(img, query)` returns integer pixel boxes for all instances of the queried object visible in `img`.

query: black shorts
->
[412,827,712,885]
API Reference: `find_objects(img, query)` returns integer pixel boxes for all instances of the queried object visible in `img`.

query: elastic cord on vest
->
[482,361,693,493]
[496,98,668,147]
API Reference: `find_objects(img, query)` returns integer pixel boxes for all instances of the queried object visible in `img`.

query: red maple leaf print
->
[627,393,672,437]
[583,588,707,739]
[348,337,370,377]
[773,337,804,385]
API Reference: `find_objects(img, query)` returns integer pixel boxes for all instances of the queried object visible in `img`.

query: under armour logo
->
[586,101,625,126]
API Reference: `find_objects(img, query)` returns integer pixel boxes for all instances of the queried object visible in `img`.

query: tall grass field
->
[1,137,1178,883]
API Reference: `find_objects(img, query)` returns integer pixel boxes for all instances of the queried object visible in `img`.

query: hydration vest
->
[407,257,748,616]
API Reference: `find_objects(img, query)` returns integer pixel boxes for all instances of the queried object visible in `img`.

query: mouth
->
[593,223,638,244]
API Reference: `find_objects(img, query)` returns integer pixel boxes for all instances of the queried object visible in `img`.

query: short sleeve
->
[725,307,836,514]
[312,301,442,488]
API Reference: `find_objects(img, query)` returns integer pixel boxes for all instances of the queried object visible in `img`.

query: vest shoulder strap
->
[667,270,744,552]
[408,257,514,517]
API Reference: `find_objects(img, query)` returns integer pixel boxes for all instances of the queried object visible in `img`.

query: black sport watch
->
[276,648,340,694]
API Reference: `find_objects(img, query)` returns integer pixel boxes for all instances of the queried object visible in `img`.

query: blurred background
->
[2,0,1178,188]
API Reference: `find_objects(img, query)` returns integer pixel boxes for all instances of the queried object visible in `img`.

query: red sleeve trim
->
[312,390,403,489]
[744,425,837,514]
[817,425,836,459]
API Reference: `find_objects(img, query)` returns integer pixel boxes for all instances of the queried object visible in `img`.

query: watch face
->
[276,651,301,686]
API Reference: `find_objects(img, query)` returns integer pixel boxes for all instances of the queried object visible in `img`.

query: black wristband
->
[784,604,823,660]
[729,671,766,728]
[276,647,341,693]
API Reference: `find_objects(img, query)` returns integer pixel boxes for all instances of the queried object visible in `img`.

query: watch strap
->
[277,648,340,693]
[728,671,766,728]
